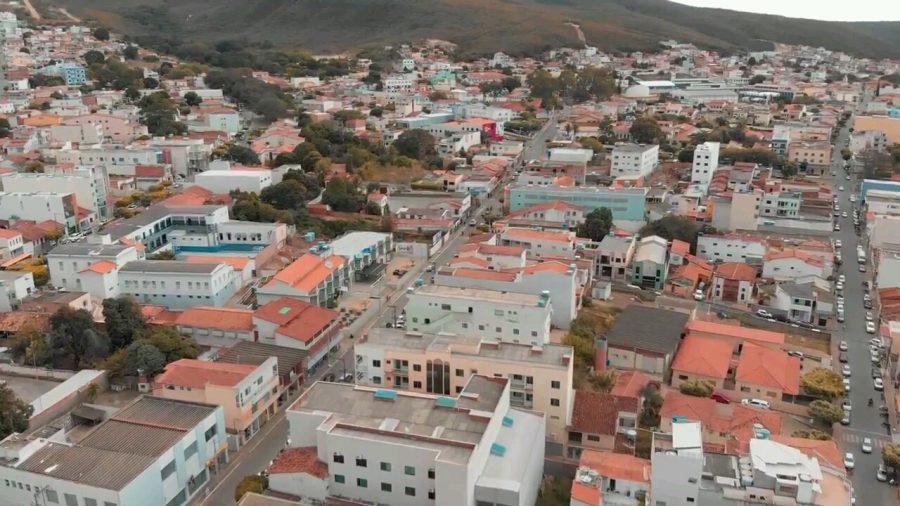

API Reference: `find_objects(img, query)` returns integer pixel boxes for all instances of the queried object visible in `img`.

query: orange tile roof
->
[511,260,572,276]
[473,244,526,257]
[185,255,251,271]
[264,254,345,293]
[715,262,758,282]
[0,229,21,239]
[254,297,339,344]
[661,391,783,436]
[671,335,733,379]
[736,342,801,395]
[268,447,328,478]
[448,256,491,268]
[154,359,257,389]
[670,239,690,256]
[175,307,255,331]
[570,390,638,435]
[81,260,117,275]
[686,320,784,346]
[578,449,651,484]
[763,248,825,268]
[611,370,653,399]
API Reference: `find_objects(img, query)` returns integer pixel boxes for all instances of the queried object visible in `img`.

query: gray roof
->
[79,420,186,457]
[597,235,635,254]
[605,306,689,353]
[613,143,657,153]
[18,444,156,490]
[217,341,307,376]
[111,396,217,431]
[101,204,224,240]
[47,242,132,257]
[119,260,223,274]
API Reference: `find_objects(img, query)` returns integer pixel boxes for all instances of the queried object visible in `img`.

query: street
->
[830,118,895,506]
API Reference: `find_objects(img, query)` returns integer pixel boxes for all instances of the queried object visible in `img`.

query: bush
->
[801,368,844,399]
[808,400,843,424]
[678,379,714,397]
[884,443,900,468]
[791,430,831,440]
[234,475,266,502]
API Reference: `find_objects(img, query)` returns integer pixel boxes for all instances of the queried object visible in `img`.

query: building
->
[1,166,110,219]
[175,306,256,343]
[711,262,757,303]
[118,260,238,309]
[506,186,648,230]
[593,235,637,282]
[759,191,801,218]
[566,390,639,459]
[503,201,584,230]
[404,284,552,344]
[38,63,86,85]
[570,450,650,506]
[0,229,27,261]
[285,376,546,506]
[253,297,343,370]
[153,358,279,444]
[0,396,227,506]
[630,235,669,290]
[256,253,351,307]
[772,281,833,326]
[670,335,734,391]
[603,306,689,376]
[787,141,832,173]
[610,144,659,177]
[48,243,142,296]
[0,192,81,234]
[355,329,574,444]
[691,142,721,187]
[498,227,576,259]
[762,249,830,282]
[735,342,801,402]
[193,169,273,194]
[0,271,35,312]
[697,234,767,264]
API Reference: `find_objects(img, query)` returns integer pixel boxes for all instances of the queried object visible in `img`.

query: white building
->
[193,169,273,194]
[0,271,35,312]
[405,284,552,344]
[650,421,704,506]
[0,396,228,506]
[48,122,104,145]
[691,141,721,187]
[610,144,659,177]
[284,376,546,506]
[0,229,27,260]
[118,260,238,309]
[548,148,593,164]
[696,234,767,264]
[0,192,82,234]
[48,243,142,296]
[1,165,110,219]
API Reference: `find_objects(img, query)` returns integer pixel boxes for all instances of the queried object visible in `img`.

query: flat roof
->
[119,260,223,274]
[605,306,689,353]
[613,143,658,153]
[414,284,544,306]
[101,204,224,239]
[48,242,132,257]
[330,231,391,259]
[477,408,544,488]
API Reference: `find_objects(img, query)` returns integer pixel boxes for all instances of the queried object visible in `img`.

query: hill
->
[45,0,900,59]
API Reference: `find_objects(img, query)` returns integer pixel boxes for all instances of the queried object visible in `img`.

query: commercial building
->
[0,192,81,234]
[506,186,647,229]
[404,284,552,344]
[48,243,142,295]
[256,253,351,307]
[253,297,343,370]
[498,227,576,259]
[193,169,273,195]
[0,396,228,506]
[355,329,574,443]
[285,376,546,506]
[603,306,689,376]
[118,260,238,309]
[787,141,832,173]
[610,144,659,177]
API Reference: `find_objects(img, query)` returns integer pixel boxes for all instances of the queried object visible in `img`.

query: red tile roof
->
[661,391,783,437]
[154,359,257,389]
[670,239,690,256]
[715,262,758,282]
[81,260,117,275]
[686,320,784,346]
[268,447,329,478]
[736,342,801,395]
[578,449,650,483]
[264,254,345,293]
[569,390,638,435]
[254,297,339,344]
[671,335,734,379]
[185,255,251,271]
[175,307,255,331]
[611,370,654,399]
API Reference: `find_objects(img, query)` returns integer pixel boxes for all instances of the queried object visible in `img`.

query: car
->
[710,392,731,404]
[838,274,846,283]
[866,311,874,321]
[844,452,856,470]
[846,175,851,180]
[837,311,845,323]
[875,378,884,391]
[323,373,336,382]
[839,186,845,191]
[842,398,852,411]
[866,321,876,334]
[755,309,773,319]
[468,219,477,226]
[836,281,844,291]
[340,372,354,383]
[859,265,867,272]
[877,464,889,482]
[839,340,849,351]
[835,240,843,248]
[862,438,873,453]
[836,296,845,305]
[842,364,852,377]
[872,367,882,379]
[864,300,873,309]
[843,377,851,392]
[842,212,848,218]
[841,410,852,425]
[788,350,804,358]
[741,398,770,409]
[870,338,882,347]
[834,224,841,231]
[839,351,849,363]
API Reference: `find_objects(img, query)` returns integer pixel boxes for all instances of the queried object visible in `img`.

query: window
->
[413,381,422,389]
[184,441,198,460]
[357,478,368,488]
[405,486,416,497]
[428,468,435,479]
[45,490,59,503]
[161,460,176,480]
[441,304,451,310]
[84,500,98,506]
[381,482,392,492]
[551,398,560,407]
[372,359,381,367]
[455,368,464,377]
[404,465,416,476]
[334,474,345,484]
[551,380,561,389]
[356,457,367,467]
[413,364,421,372]
[380,462,391,471]
[428,489,436,499]
[687,499,695,503]
[333,453,345,463]
[64,494,78,506]
[587,435,600,442]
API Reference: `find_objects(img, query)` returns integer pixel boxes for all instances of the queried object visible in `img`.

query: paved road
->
[522,110,561,162]
[830,117,895,506]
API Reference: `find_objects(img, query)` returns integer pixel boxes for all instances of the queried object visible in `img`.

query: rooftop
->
[414,284,546,307]
[48,242,133,257]
[154,359,258,389]
[216,341,307,378]
[736,342,801,395]
[605,306,689,353]
[671,335,734,379]
[569,390,639,435]
[176,306,255,331]
[119,260,225,274]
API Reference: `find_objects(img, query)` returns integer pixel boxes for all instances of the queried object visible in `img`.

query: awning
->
[71,404,105,423]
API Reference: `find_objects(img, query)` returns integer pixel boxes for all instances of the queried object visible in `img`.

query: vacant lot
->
[1,374,60,403]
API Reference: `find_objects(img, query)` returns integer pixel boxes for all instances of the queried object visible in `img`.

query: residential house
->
[593,235,636,281]
[255,253,351,307]
[252,297,342,370]
[735,342,801,403]
[711,263,757,303]
[630,236,669,290]
[566,391,639,460]
[570,450,650,506]
[670,335,735,392]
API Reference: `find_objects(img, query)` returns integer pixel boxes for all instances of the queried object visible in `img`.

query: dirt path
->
[565,22,587,47]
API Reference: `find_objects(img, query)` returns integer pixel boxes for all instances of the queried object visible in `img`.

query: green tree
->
[332,109,365,124]
[639,386,663,428]
[150,250,176,260]
[223,144,260,165]
[501,76,521,93]
[124,87,141,102]
[640,215,698,245]
[588,370,618,393]
[142,326,199,363]
[578,137,603,154]
[183,91,203,106]
[577,207,613,242]
[234,475,266,502]
[322,177,365,212]
[0,118,11,138]
[800,367,844,399]
[102,296,148,351]
[10,326,52,367]
[749,75,766,85]
[125,342,167,376]
[394,129,436,160]
[808,400,843,424]
[138,91,187,137]
[0,383,33,440]
[92,27,110,41]
[261,179,315,210]
[49,307,109,369]
[83,50,105,66]
[841,148,852,161]
[122,45,139,60]
[142,77,159,89]
[629,116,662,144]
[428,91,448,101]
[791,430,831,440]
[884,443,900,468]
[679,379,715,397]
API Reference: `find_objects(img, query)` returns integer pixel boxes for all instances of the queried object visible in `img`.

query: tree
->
[322,177,365,212]
[92,27,110,41]
[577,207,613,242]
[122,45,139,60]
[808,400,843,424]
[501,76,521,93]
[394,129,436,160]
[183,91,202,106]
[629,116,662,144]
[83,50,105,66]
[150,250,176,260]
[579,137,603,154]
[428,91,448,101]
[791,430,831,440]
[749,74,766,85]
[261,179,315,210]
[639,385,663,428]
[234,475,266,502]
[0,383,33,440]
[138,91,187,137]
[102,297,148,351]
[800,368,844,399]
[640,215,698,245]
[678,379,714,397]
[142,77,159,89]
[588,370,618,393]
[11,326,51,367]
[142,326,199,363]
[841,148,852,161]
[884,443,900,468]
[222,144,260,165]
[124,87,141,102]
[49,307,109,369]
[0,118,10,138]
[125,342,167,376]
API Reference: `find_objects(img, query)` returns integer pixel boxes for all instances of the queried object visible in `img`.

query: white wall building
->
[0,271,35,312]
[610,144,659,177]
[691,141,721,187]
[696,234,767,264]
[1,165,110,219]
[192,169,273,195]
[405,284,552,344]
[48,243,141,295]
[0,192,81,234]
[118,260,237,309]
[650,421,704,506]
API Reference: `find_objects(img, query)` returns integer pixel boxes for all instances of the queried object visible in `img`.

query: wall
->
[268,472,328,501]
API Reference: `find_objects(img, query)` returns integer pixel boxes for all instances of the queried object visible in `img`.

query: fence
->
[0,363,74,381]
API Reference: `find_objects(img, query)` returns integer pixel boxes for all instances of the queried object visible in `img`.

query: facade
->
[691,142,721,187]
[630,235,669,290]
[253,297,343,370]
[404,284,553,344]
[355,329,574,442]
[153,358,279,444]
[604,306,689,376]
[498,227,576,259]
[787,141,832,172]
[0,396,227,506]
[48,243,142,295]
[193,170,273,195]
[610,144,659,177]
[507,186,647,226]
[762,250,830,282]
[771,281,833,326]
[0,192,79,234]
[285,376,546,506]
[592,235,637,281]
[256,253,351,307]
[0,271,35,312]
[1,166,110,219]
[711,262,757,303]
[118,260,238,309]
[697,234,767,264]
[38,63,86,85]
[759,191,801,218]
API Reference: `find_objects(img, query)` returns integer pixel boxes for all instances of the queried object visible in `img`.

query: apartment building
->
[503,200,585,230]
[0,192,82,234]
[153,358,279,444]
[759,190,801,218]
[118,260,238,309]
[355,329,574,442]
[691,141,721,187]
[404,284,552,344]
[506,186,647,230]
[787,141,832,173]
[284,376,545,506]
[696,234,767,264]
[610,143,659,177]
[0,229,27,261]
[256,253,351,307]
[1,165,110,219]
[0,396,228,506]
[711,262,757,303]
[193,169,273,195]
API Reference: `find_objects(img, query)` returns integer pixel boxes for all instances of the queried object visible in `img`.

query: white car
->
[741,398,771,410]
[839,186,845,191]
[859,265,867,272]
[846,175,851,180]
[842,364,852,377]
[862,438,873,454]
[842,212,848,218]
[843,377,851,392]
[875,378,884,391]
[842,399,852,412]
[866,321,876,334]
[870,338,882,347]
[838,274,846,283]
[839,340,848,351]
[866,311,874,321]
[836,282,844,291]
[755,309,773,319]
[835,240,843,248]
[844,452,855,470]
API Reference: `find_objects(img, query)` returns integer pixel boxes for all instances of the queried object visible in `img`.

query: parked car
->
[755,309,773,319]
[842,364,852,377]
[710,392,731,404]
[862,438,873,454]
[741,398,770,410]
[866,321,876,334]
[843,377,851,393]
[839,340,849,351]
[841,410,851,425]
[877,464,889,482]
[872,367,882,379]
[875,378,884,391]
[839,352,848,363]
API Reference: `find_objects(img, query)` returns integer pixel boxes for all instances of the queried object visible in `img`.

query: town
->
[0,5,899,506]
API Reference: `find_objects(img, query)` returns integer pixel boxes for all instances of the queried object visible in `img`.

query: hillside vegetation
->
[47,0,900,58]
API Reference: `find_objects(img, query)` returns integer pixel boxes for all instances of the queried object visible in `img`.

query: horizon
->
[672,0,900,22]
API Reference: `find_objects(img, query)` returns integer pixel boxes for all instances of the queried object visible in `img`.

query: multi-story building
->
[153,358,279,444]
[0,396,228,506]
[256,253,351,307]
[0,229,27,261]
[284,376,546,506]
[37,63,86,85]
[711,262,757,303]
[696,234,767,264]
[355,329,574,443]
[691,141,721,187]
[506,186,647,230]
[503,201,585,230]
[630,235,669,290]
[253,297,343,370]
[787,140,832,173]
[404,284,553,344]
[849,129,888,154]
[193,169,273,195]
[47,242,142,296]
[610,143,659,177]
[759,190,801,218]
[1,165,110,219]
[498,227,576,259]
[118,260,238,309]
[0,271,35,312]
[592,235,637,281]
[0,192,82,234]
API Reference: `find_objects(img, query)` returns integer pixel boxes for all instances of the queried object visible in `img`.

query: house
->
[503,200,585,230]
[762,249,830,282]
[215,340,307,396]
[255,253,351,307]
[772,280,834,326]
[670,335,734,391]
[696,234,767,264]
[566,390,639,459]
[118,261,238,309]
[712,262,757,303]
[593,235,636,281]
[498,227,576,259]
[252,297,342,370]
[603,306,689,377]
[630,236,669,290]
[570,450,651,506]
[266,446,330,499]
[735,342,801,402]
[175,306,256,343]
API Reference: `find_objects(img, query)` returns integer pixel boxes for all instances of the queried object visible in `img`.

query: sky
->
[671,0,900,22]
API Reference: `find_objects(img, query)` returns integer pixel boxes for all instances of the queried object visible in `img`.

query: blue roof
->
[435,396,458,408]
[490,443,507,456]
[374,389,398,400]
[502,416,514,427]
